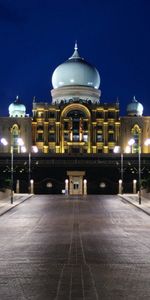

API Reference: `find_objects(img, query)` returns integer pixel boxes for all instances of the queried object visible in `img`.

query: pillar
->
[133,179,137,194]
[118,179,122,194]
[30,179,34,194]
[65,179,69,195]
[83,179,87,195]
[16,180,19,194]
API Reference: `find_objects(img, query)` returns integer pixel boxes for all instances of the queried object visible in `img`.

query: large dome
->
[52,43,100,89]
[126,96,143,116]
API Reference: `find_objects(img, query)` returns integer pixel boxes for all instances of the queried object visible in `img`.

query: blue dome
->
[9,96,26,117]
[127,96,143,116]
[52,43,100,89]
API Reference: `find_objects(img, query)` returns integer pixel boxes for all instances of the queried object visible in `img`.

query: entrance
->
[66,171,87,195]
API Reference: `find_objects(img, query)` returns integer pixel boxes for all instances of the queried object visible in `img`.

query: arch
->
[60,103,91,119]
[131,124,141,153]
[10,124,20,153]
[60,104,91,153]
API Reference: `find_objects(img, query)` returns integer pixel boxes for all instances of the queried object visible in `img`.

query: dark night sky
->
[0,0,150,116]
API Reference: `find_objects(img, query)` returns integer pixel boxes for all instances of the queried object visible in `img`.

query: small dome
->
[51,43,100,89]
[127,96,143,116]
[9,96,26,117]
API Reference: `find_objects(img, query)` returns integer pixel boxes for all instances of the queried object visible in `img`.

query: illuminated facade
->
[1,44,150,156]
[0,44,150,195]
[32,44,120,154]
[32,101,120,154]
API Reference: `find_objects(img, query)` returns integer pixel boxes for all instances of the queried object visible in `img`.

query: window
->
[97,134,103,142]
[48,124,55,130]
[37,125,44,131]
[64,133,69,141]
[131,124,141,153]
[96,111,103,119]
[38,111,44,118]
[73,134,79,142]
[83,134,88,142]
[11,124,19,153]
[48,133,55,142]
[73,182,79,189]
[49,111,55,118]
[108,133,114,142]
[37,133,43,142]
[97,124,103,131]
[83,121,88,130]
[64,122,69,130]
[108,124,114,130]
[108,111,115,119]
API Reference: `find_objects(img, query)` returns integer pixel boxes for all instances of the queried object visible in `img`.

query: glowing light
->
[144,138,150,146]
[125,146,131,153]
[128,138,135,146]
[113,145,120,153]
[21,146,26,153]
[32,145,38,153]
[17,138,24,146]
[1,138,8,146]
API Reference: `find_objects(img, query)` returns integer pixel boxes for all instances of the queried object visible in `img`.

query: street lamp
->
[128,138,141,205]
[16,144,38,194]
[1,137,26,204]
[114,146,123,194]
[0,138,14,203]
[10,138,25,204]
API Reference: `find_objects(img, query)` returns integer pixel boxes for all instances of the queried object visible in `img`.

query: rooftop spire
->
[69,41,83,60]
[74,40,78,50]
[15,95,20,103]
[132,96,137,103]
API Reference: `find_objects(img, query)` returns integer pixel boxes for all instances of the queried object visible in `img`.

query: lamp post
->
[0,138,9,198]
[114,146,123,194]
[138,145,141,205]
[128,138,141,205]
[11,138,25,204]
[10,146,14,204]
[0,138,14,203]
[1,137,25,204]
[1,138,14,204]
[16,144,38,194]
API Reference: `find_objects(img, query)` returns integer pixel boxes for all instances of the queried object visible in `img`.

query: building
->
[32,43,120,154]
[0,43,150,195]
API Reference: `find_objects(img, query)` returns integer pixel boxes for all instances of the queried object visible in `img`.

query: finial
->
[69,41,83,60]
[133,96,137,102]
[15,95,19,103]
[74,40,78,51]
[33,96,36,103]
[116,97,119,106]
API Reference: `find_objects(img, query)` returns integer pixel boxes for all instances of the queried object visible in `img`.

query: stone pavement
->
[0,193,33,216]
[1,193,150,217]
[119,193,150,215]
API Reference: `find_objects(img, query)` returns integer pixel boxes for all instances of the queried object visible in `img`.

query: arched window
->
[131,124,141,153]
[11,124,20,153]
[66,110,88,142]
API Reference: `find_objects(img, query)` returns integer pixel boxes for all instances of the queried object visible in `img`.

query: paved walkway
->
[1,194,150,299]
[0,193,150,217]
[119,193,150,215]
[0,193,33,216]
